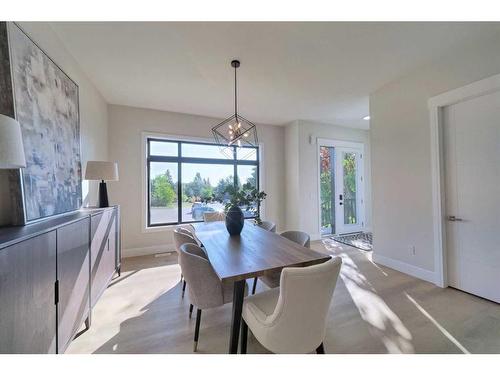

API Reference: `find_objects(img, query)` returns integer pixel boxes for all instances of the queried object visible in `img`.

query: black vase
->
[225,205,244,236]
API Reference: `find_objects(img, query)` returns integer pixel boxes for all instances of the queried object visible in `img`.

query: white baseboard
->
[372,253,437,284]
[123,244,176,258]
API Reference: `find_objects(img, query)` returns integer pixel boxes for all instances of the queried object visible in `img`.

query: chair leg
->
[240,319,248,354]
[252,277,258,295]
[316,342,325,354]
[180,273,183,282]
[189,304,194,318]
[182,280,186,298]
[193,309,202,352]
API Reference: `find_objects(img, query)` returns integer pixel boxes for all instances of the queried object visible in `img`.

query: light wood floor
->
[67,239,500,354]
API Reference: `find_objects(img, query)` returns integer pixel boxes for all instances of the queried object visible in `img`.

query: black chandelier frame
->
[212,60,259,150]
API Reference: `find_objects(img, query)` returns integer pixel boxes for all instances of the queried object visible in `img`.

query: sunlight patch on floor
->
[405,292,470,354]
[322,238,414,353]
[68,263,182,354]
[365,251,389,277]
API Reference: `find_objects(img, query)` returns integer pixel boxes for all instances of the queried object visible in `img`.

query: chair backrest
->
[180,224,196,235]
[280,230,310,248]
[258,220,277,233]
[173,228,197,254]
[266,257,342,353]
[203,211,225,222]
[177,227,193,237]
[178,243,225,309]
[177,226,202,245]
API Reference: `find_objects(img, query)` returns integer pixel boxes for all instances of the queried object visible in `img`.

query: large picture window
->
[146,138,259,227]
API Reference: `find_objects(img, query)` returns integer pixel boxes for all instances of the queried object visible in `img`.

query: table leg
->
[229,279,246,354]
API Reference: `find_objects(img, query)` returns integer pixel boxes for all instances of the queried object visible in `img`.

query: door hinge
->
[54,280,59,305]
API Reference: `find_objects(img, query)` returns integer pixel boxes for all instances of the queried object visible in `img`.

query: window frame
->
[146,137,260,228]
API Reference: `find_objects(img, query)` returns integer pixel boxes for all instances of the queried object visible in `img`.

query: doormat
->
[332,232,372,251]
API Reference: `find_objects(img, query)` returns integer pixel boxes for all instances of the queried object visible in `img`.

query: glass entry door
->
[335,147,363,234]
[319,141,364,235]
[319,146,336,235]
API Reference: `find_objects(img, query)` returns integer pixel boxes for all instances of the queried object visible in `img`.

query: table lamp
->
[0,114,26,169]
[84,161,119,208]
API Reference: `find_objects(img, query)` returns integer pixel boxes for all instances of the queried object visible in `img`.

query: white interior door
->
[443,90,500,303]
[335,147,364,234]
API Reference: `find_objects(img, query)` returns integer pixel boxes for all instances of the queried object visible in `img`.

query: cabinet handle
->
[54,280,59,305]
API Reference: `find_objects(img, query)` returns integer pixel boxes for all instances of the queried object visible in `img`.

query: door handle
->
[448,215,463,222]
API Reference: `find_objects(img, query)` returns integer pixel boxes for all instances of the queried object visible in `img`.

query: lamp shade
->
[0,114,26,169]
[84,161,119,181]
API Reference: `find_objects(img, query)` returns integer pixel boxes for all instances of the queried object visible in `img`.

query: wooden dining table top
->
[192,221,331,283]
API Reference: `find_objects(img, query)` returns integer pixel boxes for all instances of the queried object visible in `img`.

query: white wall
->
[107,104,285,257]
[284,122,300,231]
[0,22,109,225]
[284,120,371,239]
[370,38,500,282]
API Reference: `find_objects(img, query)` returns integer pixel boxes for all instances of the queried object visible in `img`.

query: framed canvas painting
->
[7,23,81,222]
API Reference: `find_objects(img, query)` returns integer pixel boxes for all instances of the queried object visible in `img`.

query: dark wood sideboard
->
[0,206,121,354]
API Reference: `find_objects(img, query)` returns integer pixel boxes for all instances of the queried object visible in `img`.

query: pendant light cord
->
[234,65,238,118]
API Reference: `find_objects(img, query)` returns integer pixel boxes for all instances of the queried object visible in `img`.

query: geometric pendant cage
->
[212,114,258,148]
[212,59,258,158]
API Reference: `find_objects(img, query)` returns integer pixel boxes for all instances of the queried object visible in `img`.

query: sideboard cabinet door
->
[57,218,91,353]
[0,231,57,353]
[90,209,117,307]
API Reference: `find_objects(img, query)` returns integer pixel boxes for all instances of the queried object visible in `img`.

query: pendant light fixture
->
[212,60,258,153]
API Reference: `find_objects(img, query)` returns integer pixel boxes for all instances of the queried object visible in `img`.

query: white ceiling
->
[50,22,500,129]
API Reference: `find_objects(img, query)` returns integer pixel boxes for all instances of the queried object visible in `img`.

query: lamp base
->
[98,181,109,208]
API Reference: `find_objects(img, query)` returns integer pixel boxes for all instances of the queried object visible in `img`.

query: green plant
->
[213,182,267,223]
[151,172,176,207]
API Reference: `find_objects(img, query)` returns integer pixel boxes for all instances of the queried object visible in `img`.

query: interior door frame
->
[429,73,500,288]
[317,138,365,237]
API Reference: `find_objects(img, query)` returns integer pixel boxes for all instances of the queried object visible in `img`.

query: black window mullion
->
[233,146,238,188]
[177,141,182,224]
[147,160,151,227]
[256,146,260,218]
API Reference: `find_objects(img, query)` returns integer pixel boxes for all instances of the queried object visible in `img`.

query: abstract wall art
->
[3,23,81,222]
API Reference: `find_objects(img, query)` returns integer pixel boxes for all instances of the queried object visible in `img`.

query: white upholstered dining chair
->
[258,220,276,233]
[173,228,198,298]
[179,243,248,352]
[177,226,201,246]
[281,230,310,248]
[252,230,311,293]
[241,256,342,354]
[203,211,225,222]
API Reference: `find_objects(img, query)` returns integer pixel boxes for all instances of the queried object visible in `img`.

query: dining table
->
[192,221,331,354]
